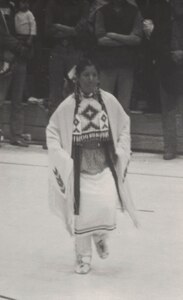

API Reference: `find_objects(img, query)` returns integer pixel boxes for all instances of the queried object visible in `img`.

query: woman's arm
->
[46,107,74,235]
[46,111,72,161]
[114,102,131,181]
[46,111,73,197]
[116,111,131,162]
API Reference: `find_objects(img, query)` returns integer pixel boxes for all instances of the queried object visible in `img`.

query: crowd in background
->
[0,0,183,159]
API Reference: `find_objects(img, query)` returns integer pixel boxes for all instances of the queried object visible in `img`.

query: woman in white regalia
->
[46,58,138,274]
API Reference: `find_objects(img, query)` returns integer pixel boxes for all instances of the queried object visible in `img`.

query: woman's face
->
[78,65,99,95]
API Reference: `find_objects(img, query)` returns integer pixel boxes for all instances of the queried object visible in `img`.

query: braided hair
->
[72,58,124,214]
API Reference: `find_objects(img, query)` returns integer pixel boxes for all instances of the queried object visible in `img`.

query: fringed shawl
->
[46,89,138,235]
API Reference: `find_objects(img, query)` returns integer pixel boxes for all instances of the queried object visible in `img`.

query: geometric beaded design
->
[73,98,110,145]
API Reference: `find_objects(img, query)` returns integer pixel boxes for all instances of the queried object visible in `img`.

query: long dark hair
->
[72,58,124,215]
[75,57,100,78]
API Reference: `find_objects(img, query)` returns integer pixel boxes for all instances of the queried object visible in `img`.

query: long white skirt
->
[74,168,119,236]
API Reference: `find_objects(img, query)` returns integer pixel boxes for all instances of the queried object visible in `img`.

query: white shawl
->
[46,90,138,235]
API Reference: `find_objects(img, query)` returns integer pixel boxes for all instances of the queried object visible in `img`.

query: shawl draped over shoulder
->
[46,90,138,235]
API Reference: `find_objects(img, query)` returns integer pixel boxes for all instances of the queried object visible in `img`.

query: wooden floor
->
[2,101,183,153]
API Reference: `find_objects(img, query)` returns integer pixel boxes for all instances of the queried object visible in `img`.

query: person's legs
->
[42,46,81,150]
[10,60,28,146]
[93,232,109,259]
[176,66,183,145]
[0,73,12,144]
[178,93,183,123]
[160,85,177,159]
[75,235,92,274]
[117,66,134,113]
[99,68,117,95]
[42,46,65,149]
[48,45,66,118]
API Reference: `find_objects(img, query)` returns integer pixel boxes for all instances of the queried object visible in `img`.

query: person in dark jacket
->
[95,0,143,113]
[45,0,91,118]
[143,0,183,159]
[0,2,31,147]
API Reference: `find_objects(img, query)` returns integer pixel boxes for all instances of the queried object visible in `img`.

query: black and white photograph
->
[0,0,183,299]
